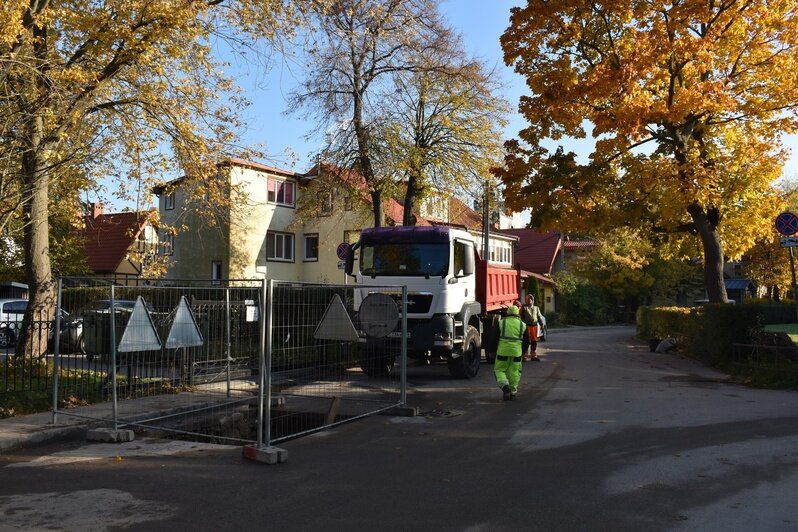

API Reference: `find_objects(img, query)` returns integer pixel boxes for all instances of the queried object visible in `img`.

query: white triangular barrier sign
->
[314,294,359,342]
[118,296,162,352]
[166,296,204,348]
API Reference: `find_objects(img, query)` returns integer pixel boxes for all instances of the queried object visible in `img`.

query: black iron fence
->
[3,278,410,456]
[0,297,78,416]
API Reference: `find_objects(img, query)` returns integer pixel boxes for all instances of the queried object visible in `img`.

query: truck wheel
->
[448,325,481,379]
[359,353,395,378]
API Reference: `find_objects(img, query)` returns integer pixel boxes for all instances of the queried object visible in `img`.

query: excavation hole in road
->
[133,402,357,446]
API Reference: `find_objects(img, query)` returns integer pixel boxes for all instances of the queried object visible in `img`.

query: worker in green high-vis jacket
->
[493,302,527,402]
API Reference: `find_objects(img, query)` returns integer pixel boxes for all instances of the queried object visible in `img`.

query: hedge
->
[636,303,797,366]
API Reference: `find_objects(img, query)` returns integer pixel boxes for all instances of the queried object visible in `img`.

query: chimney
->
[89,203,104,219]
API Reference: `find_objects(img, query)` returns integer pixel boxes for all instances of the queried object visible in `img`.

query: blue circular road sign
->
[776,212,798,236]
[336,242,351,260]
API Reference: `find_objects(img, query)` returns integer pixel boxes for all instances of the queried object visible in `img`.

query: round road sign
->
[336,242,351,260]
[775,212,798,236]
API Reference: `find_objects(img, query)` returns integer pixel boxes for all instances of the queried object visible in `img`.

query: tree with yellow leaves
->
[496,0,795,303]
[0,0,314,357]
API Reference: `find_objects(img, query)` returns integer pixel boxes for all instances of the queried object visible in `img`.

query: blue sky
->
[116,1,797,211]
[235,0,798,179]
[233,0,561,172]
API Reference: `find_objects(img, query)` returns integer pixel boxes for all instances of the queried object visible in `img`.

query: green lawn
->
[764,324,798,345]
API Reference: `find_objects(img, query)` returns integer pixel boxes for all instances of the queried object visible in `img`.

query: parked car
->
[0,298,28,349]
[81,299,154,360]
[51,311,84,354]
[0,298,84,353]
[537,313,547,342]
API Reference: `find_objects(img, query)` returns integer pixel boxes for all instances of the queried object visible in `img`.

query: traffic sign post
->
[336,242,351,284]
[776,213,798,321]
[789,247,798,323]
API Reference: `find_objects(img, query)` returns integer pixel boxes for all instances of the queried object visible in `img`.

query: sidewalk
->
[0,392,232,454]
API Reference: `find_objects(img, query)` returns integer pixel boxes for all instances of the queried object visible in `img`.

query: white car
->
[537,313,547,342]
[0,298,84,352]
[0,298,28,348]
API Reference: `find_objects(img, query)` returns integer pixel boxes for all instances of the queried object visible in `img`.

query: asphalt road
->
[1,325,797,532]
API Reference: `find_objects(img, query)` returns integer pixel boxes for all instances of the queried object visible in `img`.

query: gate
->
[52,277,407,449]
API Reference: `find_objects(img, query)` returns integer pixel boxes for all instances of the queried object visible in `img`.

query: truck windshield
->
[360,243,450,277]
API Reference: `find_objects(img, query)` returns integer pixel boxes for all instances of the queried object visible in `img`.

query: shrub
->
[637,302,798,366]
[544,311,563,327]
[564,283,614,325]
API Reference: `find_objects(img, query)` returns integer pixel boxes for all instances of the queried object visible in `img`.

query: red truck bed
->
[475,259,520,313]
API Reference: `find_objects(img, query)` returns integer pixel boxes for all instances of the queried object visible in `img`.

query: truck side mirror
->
[345,242,359,276]
[462,249,474,276]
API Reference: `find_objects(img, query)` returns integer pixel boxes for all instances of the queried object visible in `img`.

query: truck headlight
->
[433,332,452,346]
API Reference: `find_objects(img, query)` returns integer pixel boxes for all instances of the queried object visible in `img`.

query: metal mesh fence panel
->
[47,277,407,447]
[264,281,406,445]
[52,277,265,445]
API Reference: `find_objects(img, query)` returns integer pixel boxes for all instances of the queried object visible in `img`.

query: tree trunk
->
[403,170,422,226]
[370,189,384,228]
[17,113,55,358]
[688,203,728,303]
[13,14,56,358]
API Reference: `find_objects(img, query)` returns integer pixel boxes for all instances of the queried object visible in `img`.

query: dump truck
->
[345,225,519,378]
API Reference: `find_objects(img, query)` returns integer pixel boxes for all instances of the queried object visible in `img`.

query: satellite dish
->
[358,293,399,338]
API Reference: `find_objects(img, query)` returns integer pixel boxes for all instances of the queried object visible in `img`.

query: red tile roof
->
[495,228,562,275]
[520,269,555,286]
[80,211,151,273]
[563,238,598,250]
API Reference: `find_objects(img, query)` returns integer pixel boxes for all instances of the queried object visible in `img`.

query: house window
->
[344,230,360,244]
[420,195,448,220]
[267,231,294,261]
[211,261,222,284]
[344,194,353,211]
[320,193,332,216]
[304,234,319,261]
[164,192,175,210]
[267,177,295,207]
[161,231,174,255]
[489,242,512,265]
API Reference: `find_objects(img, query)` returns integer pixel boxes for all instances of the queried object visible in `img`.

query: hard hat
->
[506,305,519,316]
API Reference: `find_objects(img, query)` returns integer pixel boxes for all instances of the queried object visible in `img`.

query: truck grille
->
[405,293,433,314]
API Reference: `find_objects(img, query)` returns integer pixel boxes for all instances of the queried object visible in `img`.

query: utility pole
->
[482,180,490,260]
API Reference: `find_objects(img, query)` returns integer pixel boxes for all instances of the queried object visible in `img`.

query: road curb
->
[0,424,86,454]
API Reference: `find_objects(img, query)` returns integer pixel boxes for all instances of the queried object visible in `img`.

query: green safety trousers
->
[494,355,523,394]
[494,315,526,394]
